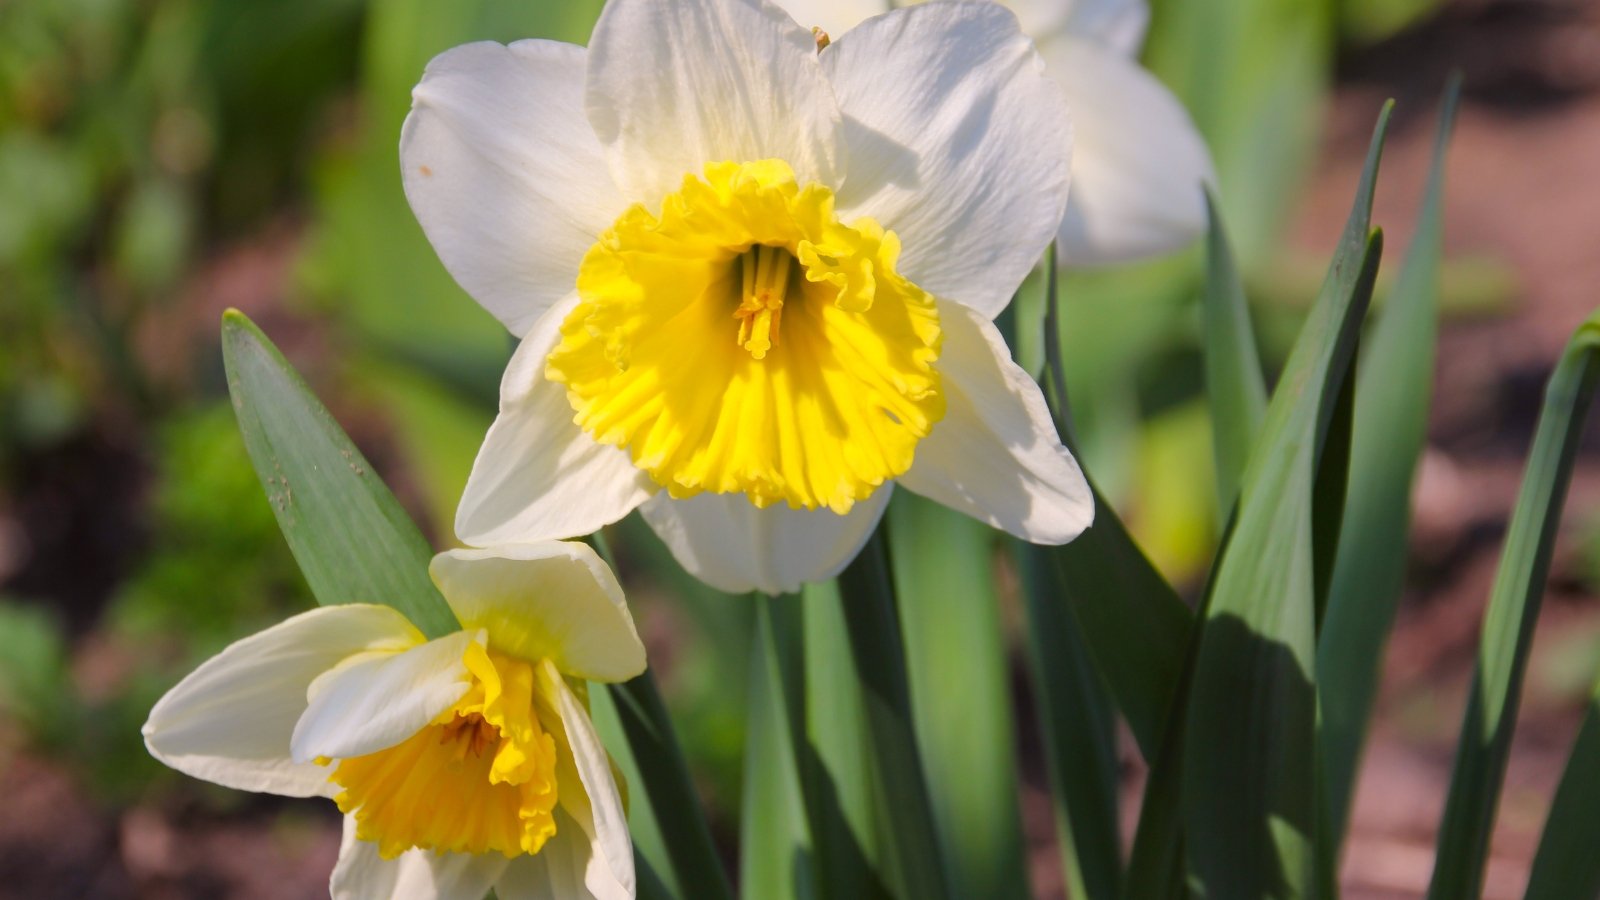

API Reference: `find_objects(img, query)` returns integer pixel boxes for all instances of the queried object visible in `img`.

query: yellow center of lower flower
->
[547,159,944,513]
[328,643,559,860]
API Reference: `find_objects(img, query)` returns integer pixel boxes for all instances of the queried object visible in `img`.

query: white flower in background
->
[788,0,1214,265]
[143,544,644,900]
[401,0,1093,594]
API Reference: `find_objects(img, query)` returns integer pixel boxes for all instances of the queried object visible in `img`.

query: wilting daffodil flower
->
[143,543,643,900]
[785,0,1215,265]
[402,0,1093,594]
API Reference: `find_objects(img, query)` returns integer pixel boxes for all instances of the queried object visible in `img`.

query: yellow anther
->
[734,245,793,359]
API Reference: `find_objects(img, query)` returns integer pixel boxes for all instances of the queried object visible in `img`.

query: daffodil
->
[143,543,644,900]
[402,0,1094,594]
[785,0,1214,265]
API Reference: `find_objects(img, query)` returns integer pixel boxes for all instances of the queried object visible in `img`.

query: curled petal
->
[824,1,1071,319]
[640,485,893,595]
[899,301,1093,543]
[142,604,422,798]
[585,0,841,203]
[402,40,624,336]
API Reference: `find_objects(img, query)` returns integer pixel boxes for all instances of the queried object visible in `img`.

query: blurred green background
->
[2,0,1596,896]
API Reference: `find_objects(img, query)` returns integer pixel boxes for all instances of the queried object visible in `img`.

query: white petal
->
[536,662,635,900]
[640,486,892,595]
[429,543,645,683]
[142,605,422,798]
[1043,33,1213,266]
[773,0,886,39]
[824,1,1071,319]
[290,630,479,763]
[900,301,1093,542]
[455,297,655,547]
[330,816,509,900]
[498,806,636,900]
[402,40,623,337]
[584,0,841,203]
[1014,0,1149,55]
[494,815,593,900]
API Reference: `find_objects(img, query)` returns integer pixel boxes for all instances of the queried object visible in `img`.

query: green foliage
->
[1199,191,1268,514]
[110,403,309,646]
[0,600,70,747]
[1146,0,1331,270]
[1014,539,1124,900]
[1526,668,1600,899]
[1428,311,1600,898]
[1318,79,1460,850]
[221,309,458,637]
[888,493,1028,900]
[739,595,812,900]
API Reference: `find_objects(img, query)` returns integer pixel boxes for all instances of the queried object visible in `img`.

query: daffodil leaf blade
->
[1201,191,1268,514]
[740,595,814,900]
[585,684,684,900]
[1013,538,1124,900]
[817,534,952,900]
[1180,102,1392,896]
[1525,672,1600,900]
[583,530,733,900]
[1428,313,1600,899]
[888,494,1029,899]
[220,309,457,638]
[1318,76,1460,850]
[1034,477,1192,761]
[1038,247,1193,765]
[606,671,735,900]
[801,578,887,898]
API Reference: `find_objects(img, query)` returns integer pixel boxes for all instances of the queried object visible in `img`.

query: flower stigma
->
[327,641,560,860]
[548,159,945,514]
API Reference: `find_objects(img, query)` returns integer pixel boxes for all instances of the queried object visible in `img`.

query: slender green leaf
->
[1121,517,1234,900]
[583,532,733,900]
[1037,243,1185,897]
[607,672,734,900]
[1180,104,1391,898]
[587,683,684,900]
[741,595,814,900]
[1427,311,1600,899]
[887,493,1029,899]
[802,578,885,899]
[1015,539,1123,900]
[1036,477,1192,761]
[1036,246,1193,762]
[1200,191,1269,513]
[587,526,749,900]
[637,856,677,900]
[1318,78,1460,851]
[1311,345,1357,628]
[1524,668,1600,900]
[823,531,951,900]
[220,309,457,637]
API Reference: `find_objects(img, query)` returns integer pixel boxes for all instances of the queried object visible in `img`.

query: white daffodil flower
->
[143,543,644,900]
[402,0,1094,595]
[785,0,1215,266]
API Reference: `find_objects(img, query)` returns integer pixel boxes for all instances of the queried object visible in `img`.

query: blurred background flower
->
[1,0,1597,896]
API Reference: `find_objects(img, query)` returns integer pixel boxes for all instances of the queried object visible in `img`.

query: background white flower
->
[401,0,1094,594]
[785,0,1215,266]
[143,543,644,900]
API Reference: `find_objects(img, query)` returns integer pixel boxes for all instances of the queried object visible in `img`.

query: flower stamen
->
[734,245,794,359]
